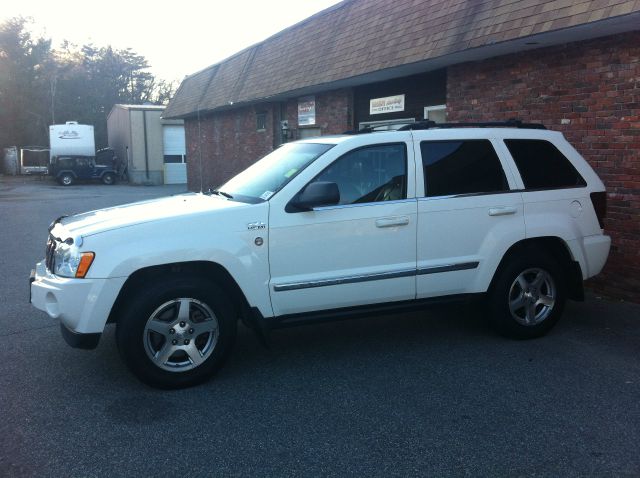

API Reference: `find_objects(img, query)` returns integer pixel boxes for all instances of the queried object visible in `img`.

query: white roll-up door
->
[163,125,187,184]
[163,125,186,156]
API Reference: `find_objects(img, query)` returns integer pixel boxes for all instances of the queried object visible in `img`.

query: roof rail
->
[397,119,546,130]
[342,121,415,135]
[343,119,546,135]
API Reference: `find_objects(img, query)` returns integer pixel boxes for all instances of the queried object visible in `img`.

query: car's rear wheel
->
[116,276,237,389]
[101,172,116,185]
[58,173,74,186]
[488,250,566,339]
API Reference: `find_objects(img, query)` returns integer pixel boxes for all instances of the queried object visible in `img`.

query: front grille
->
[45,237,57,272]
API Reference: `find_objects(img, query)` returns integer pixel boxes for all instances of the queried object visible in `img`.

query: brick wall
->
[184,89,353,191]
[184,104,276,191]
[447,31,640,302]
[284,88,353,138]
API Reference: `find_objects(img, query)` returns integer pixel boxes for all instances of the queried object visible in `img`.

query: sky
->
[2,0,342,83]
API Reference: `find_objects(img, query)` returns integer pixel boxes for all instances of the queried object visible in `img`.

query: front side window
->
[504,139,586,189]
[310,143,407,205]
[421,140,508,197]
[219,142,334,203]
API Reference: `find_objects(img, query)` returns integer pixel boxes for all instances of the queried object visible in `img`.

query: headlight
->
[53,243,95,278]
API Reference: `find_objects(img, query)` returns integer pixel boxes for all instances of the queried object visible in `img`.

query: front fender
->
[82,203,273,318]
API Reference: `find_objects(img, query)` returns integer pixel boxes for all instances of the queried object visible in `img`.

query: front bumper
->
[30,261,126,345]
[59,323,101,349]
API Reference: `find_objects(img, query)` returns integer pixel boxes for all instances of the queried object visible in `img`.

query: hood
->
[54,193,245,239]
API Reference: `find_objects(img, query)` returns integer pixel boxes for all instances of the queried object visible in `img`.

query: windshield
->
[218,142,334,202]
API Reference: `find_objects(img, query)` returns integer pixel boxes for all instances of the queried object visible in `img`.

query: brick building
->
[164,0,640,302]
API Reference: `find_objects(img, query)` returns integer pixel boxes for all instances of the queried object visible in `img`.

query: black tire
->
[487,249,566,339]
[116,276,237,389]
[102,172,116,185]
[58,173,74,186]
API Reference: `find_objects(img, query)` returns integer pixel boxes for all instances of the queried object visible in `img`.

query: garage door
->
[163,125,187,184]
[163,125,186,156]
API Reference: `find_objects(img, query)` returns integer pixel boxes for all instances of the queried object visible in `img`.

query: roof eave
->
[169,11,640,120]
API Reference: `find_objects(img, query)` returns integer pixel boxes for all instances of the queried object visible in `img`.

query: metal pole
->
[142,110,149,181]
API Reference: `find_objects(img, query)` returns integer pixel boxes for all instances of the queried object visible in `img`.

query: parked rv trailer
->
[49,122,95,159]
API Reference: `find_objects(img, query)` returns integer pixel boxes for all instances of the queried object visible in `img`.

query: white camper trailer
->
[49,122,95,159]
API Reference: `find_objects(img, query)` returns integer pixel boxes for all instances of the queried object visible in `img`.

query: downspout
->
[142,109,150,181]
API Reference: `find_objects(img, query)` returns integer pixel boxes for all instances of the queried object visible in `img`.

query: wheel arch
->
[489,236,584,301]
[107,260,251,325]
[57,170,77,179]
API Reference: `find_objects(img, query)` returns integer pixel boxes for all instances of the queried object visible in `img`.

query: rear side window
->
[504,139,586,189]
[57,157,73,168]
[420,140,508,197]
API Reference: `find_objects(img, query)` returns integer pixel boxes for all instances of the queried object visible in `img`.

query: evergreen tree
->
[0,17,176,150]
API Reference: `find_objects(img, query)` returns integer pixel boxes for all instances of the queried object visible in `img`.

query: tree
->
[76,45,160,146]
[151,79,177,105]
[0,17,53,147]
[0,17,177,151]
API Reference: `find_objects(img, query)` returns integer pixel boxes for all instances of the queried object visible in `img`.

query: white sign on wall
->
[298,96,316,125]
[370,94,405,115]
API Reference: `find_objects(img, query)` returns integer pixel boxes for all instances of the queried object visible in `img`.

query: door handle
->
[376,216,410,228]
[488,207,517,216]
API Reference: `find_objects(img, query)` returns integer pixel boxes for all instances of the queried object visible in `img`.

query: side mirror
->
[288,181,340,212]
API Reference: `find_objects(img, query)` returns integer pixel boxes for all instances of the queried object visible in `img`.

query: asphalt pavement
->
[1,175,639,477]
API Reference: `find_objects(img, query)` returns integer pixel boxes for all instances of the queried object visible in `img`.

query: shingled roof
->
[164,0,640,119]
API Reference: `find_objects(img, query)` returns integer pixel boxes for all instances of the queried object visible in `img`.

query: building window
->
[298,127,322,139]
[164,154,185,164]
[359,118,414,131]
[424,104,447,123]
[256,112,267,131]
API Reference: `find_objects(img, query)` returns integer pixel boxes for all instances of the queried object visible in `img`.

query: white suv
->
[30,121,611,388]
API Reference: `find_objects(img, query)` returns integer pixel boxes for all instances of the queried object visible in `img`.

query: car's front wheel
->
[116,276,237,389]
[488,249,566,339]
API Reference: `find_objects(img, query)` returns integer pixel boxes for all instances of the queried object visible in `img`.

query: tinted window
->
[56,157,73,168]
[504,139,586,189]
[420,140,508,197]
[96,149,116,164]
[312,143,407,204]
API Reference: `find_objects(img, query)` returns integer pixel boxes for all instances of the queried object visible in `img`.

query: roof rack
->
[343,119,546,134]
[343,122,410,134]
[398,119,546,130]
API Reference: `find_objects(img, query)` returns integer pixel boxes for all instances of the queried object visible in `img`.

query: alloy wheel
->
[508,268,556,326]
[143,298,219,372]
